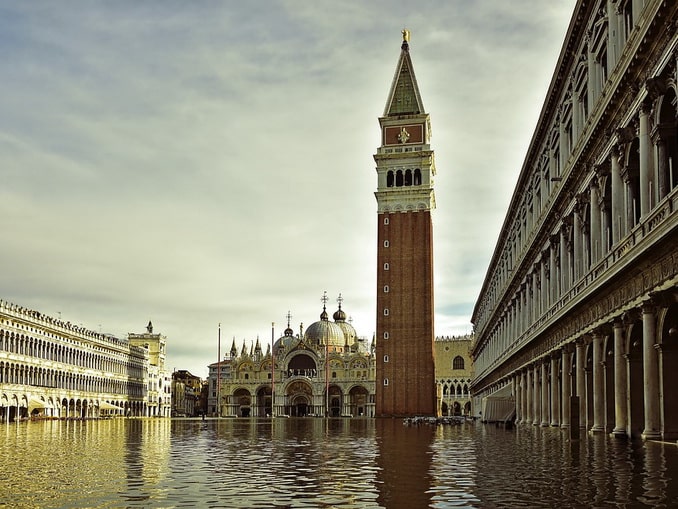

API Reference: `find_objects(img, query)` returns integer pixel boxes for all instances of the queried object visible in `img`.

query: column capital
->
[641,300,657,315]
[622,308,641,326]
[576,335,591,346]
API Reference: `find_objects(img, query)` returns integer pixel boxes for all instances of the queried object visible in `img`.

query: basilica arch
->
[285,380,312,417]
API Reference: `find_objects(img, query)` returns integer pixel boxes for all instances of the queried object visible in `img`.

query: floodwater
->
[1,418,677,508]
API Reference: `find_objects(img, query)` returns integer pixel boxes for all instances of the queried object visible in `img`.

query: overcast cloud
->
[1,1,575,377]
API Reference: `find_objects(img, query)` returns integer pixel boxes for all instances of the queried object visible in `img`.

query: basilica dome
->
[273,324,299,354]
[304,306,345,349]
[333,305,357,346]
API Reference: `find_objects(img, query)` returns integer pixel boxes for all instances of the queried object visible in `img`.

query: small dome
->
[274,325,298,353]
[332,305,356,346]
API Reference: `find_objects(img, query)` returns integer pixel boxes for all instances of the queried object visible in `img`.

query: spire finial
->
[337,293,343,309]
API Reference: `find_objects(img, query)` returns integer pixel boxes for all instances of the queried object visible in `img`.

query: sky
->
[1,1,576,378]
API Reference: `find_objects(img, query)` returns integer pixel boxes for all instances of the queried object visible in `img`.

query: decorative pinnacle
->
[402,29,410,42]
[337,293,343,309]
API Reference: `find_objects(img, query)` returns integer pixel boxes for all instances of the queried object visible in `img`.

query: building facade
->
[209,295,376,418]
[0,300,150,420]
[471,0,678,439]
[129,321,172,417]
[171,369,201,417]
[435,335,474,416]
[374,30,437,417]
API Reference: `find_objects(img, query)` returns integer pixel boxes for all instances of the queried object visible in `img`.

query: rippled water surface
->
[1,418,678,508]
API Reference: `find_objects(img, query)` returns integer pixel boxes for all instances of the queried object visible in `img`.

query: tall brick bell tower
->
[374,30,436,417]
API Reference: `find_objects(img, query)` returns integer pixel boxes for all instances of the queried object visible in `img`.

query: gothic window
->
[414,169,422,185]
[396,170,404,187]
[404,169,412,186]
[453,356,465,370]
[387,171,394,187]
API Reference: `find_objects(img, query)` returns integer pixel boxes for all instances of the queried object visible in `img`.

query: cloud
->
[0,1,576,377]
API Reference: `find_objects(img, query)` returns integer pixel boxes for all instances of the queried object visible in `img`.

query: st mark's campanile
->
[374,30,436,417]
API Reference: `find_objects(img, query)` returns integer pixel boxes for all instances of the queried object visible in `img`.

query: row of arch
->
[386,168,422,187]
[218,381,373,418]
[0,361,145,397]
[0,329,145,378]
[0,394,148,421]
[491,298,678,439]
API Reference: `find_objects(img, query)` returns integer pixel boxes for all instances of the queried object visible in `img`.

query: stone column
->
[540,256,547,314]
[590,331,605,433]
[525,368,533,425]
[541,360,549,426]
[533,363,541,426]
[611,145,625,243]
[550,353,560,427]
[656,130,668,200]
[560,226,569,293]
[573,205,583,281]
[590,178,602,264]
[515,373,522,424]
[520,370,528,425]
[642,303,661,439]
[612,319,629,436]
[532,270,539,323]
[639,102,652,218]
[576,338,587,428]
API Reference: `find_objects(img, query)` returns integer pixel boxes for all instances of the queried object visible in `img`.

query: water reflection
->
[376,419,434,508]
[1,418,678,508]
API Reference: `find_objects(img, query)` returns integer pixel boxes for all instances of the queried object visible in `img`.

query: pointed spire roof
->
[383,29,425,117]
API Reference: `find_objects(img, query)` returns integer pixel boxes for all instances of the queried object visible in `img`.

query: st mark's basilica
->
[208,295,376,418]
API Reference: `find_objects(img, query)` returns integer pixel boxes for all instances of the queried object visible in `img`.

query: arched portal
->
[286,380,312,416]
[327,385,343,417]
[233,388,252,418]
[348,385,368,417]
[256,386,272,417]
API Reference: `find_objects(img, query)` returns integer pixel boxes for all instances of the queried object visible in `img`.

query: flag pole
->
[271,321,275,418]
[217,323,221,418]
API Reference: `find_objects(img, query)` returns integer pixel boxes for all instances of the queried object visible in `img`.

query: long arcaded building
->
[0,300,171,420]
[471,0,677,439]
